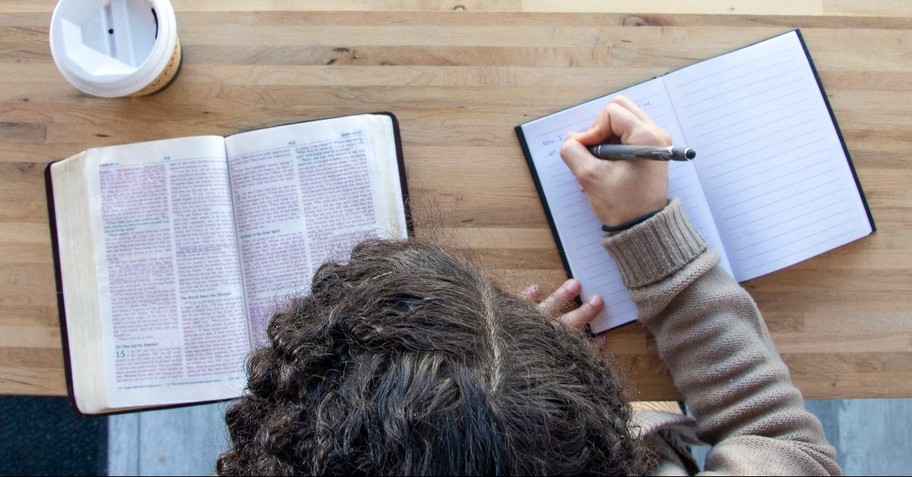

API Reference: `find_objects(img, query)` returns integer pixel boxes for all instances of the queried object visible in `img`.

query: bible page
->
[518,81,730,333]
[82,136,249,410]
[225,114,407,345]
[663,31,874,281]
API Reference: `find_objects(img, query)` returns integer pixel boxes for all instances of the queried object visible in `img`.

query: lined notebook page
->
[664,31,873,280]
[519,81,729,332]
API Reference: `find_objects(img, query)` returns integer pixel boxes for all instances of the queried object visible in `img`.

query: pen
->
[587,144,696,161]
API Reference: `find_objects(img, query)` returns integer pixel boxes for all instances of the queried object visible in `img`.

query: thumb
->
[559,133,597,178]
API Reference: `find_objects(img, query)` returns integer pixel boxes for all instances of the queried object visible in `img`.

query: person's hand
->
[560,95,672,227]
[522,279,606,349]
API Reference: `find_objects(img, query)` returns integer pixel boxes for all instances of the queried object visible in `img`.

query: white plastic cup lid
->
[49,0,179,97]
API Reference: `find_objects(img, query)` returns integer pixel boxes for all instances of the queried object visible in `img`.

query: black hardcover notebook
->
[516,30,874,333]
[46,112,410,414]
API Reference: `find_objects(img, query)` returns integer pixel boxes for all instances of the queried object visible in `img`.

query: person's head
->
[217,239,653,475]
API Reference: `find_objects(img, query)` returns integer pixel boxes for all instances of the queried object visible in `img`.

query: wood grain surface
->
[1,1,909,400]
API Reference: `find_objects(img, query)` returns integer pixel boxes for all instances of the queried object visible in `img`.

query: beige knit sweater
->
[603,198,841,476]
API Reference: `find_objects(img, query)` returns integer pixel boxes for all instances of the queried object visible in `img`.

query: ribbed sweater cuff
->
[601,198,706,289]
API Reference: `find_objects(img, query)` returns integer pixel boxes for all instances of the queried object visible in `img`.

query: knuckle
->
[604,102,624,116]
[578,163,599,182]
[631,127,672,147]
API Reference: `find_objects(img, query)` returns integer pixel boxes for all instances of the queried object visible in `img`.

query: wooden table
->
[2,1,910,401]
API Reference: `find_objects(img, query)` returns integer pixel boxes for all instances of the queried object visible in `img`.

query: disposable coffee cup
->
[49,0,182,97]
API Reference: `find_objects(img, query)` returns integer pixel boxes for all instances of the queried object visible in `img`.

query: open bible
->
[516,30,874,333]
[46,113,410,415]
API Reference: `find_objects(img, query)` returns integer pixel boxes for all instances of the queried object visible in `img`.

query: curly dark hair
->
[217,239,653,475]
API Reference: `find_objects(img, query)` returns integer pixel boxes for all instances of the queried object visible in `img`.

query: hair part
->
[217,239,653,475]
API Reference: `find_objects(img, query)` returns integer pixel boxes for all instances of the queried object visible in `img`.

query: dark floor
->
[0,396,107,476]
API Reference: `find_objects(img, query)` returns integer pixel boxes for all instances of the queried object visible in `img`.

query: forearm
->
[603,198,840,475]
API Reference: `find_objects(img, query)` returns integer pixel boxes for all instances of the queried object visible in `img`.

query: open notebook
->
[516,30,874,333]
